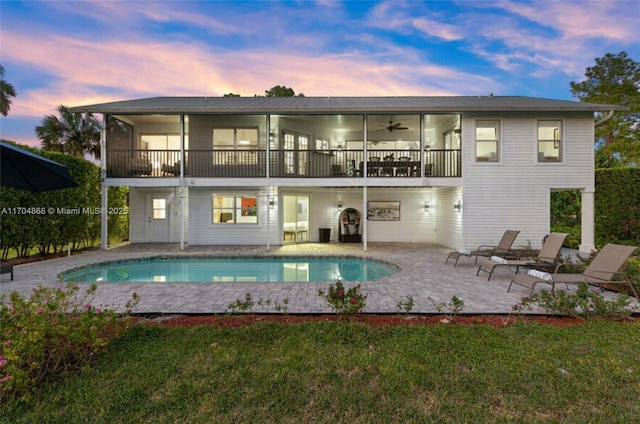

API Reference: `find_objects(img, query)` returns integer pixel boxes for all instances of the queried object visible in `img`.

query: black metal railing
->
[105,149,461,178]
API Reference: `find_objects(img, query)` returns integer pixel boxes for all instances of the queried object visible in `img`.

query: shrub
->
[395,296,415,317]
[318,281,367,319]
[429,296,465,323]
[512,283,636,320]
[0,283,139,402]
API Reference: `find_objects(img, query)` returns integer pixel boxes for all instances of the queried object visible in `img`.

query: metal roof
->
[69,96,627,114]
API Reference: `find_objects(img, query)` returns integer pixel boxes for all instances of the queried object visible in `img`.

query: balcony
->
[105,149,461,178]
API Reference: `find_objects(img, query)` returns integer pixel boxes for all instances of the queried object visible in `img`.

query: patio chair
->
[445,230,520,267]
[130,158,153,176]
[476,232,568,280]
[507,243,639,299]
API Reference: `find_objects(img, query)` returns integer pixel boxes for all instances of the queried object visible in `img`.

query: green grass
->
[3,320,640,423]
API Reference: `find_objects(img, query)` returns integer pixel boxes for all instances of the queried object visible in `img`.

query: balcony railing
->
[105,149,461,178]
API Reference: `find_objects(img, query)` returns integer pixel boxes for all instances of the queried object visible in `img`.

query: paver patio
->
[1,242,637,315]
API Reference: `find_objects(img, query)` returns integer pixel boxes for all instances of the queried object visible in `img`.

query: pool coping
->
[58,254,401,283]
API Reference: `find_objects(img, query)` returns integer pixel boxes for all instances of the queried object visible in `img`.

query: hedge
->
[0,143,128,259]
[595,167,640,247]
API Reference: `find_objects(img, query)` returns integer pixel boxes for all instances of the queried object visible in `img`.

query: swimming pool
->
[59,256,399,283]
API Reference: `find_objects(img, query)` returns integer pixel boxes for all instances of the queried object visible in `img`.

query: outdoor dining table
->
[359,160,421,177]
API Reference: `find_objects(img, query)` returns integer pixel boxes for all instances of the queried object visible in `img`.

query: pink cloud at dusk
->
[1,0,637,148]
[3,30,498,120]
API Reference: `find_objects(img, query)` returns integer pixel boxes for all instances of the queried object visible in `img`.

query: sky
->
[1,0,639,148]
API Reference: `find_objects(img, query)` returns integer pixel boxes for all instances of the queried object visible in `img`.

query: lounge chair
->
[476,232,568,280]
[445,230,520,267]
[508,243,639,298]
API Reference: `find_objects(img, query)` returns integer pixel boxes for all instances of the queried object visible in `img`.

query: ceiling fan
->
[382,121,408,132]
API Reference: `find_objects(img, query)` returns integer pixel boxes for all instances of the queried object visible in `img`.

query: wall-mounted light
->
[424,201,430,212]
[269,198,275,209]
[337,201,342,212]
[454,201,461,212]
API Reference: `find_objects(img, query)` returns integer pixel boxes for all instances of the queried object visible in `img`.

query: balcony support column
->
[101,185,108,250]
[580,189,595,253]
[180,114,186,250]
[100,119,108,250]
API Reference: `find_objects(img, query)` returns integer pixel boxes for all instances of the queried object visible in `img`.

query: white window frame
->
[212,128,259,165]
[152,198,167,220]
[474,119,500,163]
[212,194,258,225]
[537,120,563,163]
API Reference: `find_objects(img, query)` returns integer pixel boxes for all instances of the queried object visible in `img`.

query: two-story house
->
[70,96,624,253]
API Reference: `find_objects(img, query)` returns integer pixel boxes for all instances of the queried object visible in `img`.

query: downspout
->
[595,110,614,127]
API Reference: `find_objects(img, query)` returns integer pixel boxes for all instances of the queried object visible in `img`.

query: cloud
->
[411,17,464,41]
[2,25,502,122]
[499,0,638,42]
[366,0,464,42]
[462,0,639,78]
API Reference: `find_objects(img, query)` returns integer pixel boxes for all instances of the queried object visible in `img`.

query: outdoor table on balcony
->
[359,160,420,177]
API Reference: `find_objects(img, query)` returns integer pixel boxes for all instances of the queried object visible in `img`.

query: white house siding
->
[461,112,594,250]
[432,186,463,249]
[185,186,435,245]
[302,187,434,243]
[129,187,189,243]
[129,187,147,243]
[188,187,278,246]
[360,188,434,243]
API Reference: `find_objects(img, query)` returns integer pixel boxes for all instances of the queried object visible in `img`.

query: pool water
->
[60,256,399,283]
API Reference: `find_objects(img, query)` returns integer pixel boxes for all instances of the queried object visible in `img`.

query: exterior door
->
[147,195,170,242]
[283,195,309,243]
[283,131,308,176]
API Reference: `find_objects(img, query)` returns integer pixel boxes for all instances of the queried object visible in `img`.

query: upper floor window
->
[475,120,499,162]
[538,120,562,162]
[212,195,258,224]
[213,128,259,165]
[213,128,258,149]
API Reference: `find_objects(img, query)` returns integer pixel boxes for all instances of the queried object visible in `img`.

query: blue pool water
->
[60,256,399,283]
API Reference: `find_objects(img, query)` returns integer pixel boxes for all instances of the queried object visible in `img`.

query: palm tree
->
[0,64,17,117]
[36,105,102,159]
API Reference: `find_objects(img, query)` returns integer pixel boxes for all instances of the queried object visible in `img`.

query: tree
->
[223,93,240,97]
[36,105,102,159]
[570,51,640,167]
[0,64,17,117]
[262,85,305,97]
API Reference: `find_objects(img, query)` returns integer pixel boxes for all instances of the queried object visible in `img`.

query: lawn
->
[2,320,640,423]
